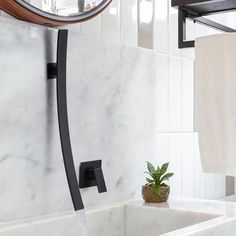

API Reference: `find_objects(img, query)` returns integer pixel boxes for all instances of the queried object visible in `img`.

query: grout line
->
[156,131,197,134]
[118,0,121,43]
[181,135,184,198]
[193,135,196,198]
[180,36,184,198]
[191,133,195,197]
[167,0,170,133]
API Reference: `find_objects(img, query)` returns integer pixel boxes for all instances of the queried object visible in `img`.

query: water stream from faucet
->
[76,209,88,236]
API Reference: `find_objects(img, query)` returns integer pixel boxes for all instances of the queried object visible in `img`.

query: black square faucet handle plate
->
[79,160,107,193]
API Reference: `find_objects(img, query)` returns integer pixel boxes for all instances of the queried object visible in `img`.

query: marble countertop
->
[134,197,236,217]
[127,198,236,235]
[84,197,236,217]
[1,198,236,236]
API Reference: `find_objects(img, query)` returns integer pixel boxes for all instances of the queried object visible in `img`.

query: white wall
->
[74,0,227,200]
[0,0,230,223]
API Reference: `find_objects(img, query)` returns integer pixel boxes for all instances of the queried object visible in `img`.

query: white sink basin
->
[0,201,225,236]
[125,204,220,236]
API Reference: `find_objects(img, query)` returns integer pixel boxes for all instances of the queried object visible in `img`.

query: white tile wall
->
[193,133,206,199]
[77,0,227,200]
[80,16,101,37]
[168,6,182,57]
[154,0,169,53]
[182,133,194,198]
[120,0,138,46]
[182,58,194,131]
[168,134,183,198]
[101,0,121,43]
[168,56,182,132]
[155,54,169,132]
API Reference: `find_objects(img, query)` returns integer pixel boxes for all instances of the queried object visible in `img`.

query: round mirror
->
[0,0,112,26]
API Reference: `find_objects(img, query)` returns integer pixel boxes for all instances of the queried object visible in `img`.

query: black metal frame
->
[48,30,84,211]
[172,0,236,48]
[178,10,195,48]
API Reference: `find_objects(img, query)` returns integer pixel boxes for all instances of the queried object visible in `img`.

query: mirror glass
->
[23,0,104,16]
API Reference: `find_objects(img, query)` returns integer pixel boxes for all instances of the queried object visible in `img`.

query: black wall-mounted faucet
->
[79,160,107,193]
[48,30,107,211]
[48,30,84,211]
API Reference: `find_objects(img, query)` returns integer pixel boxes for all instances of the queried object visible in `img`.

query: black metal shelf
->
[171,0,236,48]
[172,0,236,15]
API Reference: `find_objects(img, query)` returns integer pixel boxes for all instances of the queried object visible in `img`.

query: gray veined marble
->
[0,200,235,236]
[0,16,157,222]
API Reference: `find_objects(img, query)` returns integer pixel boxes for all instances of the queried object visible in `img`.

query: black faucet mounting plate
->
[79,160,107,193]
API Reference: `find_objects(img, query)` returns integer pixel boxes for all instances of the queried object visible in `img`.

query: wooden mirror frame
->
[0,0,112,26]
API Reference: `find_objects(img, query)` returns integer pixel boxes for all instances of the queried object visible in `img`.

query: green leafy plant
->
[145,162,174,196]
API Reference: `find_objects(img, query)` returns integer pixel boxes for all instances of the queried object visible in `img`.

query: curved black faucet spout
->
[48,29,84,211]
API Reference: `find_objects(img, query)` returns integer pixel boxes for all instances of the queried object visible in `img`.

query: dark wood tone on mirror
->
[0,0,112,26]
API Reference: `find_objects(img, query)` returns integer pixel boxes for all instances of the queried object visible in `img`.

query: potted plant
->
[142,162,174,203]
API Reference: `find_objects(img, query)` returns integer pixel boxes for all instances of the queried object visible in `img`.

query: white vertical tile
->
[182,133,194,198]
[138,0,155,49]
[80,15,101,37]
[204,174,216,199]
[215,174,226,199]
[156,53,169,132]
[193,135,220,200]
[168,56,182,132]
[182,58,194,132]
[193,134,225,200]
[101,0,121,43]
[154,0,168,53]
[168,134,182,198]
[156,134,169,165]
[193,133,205,199]
[120,0,138,46]
[168,6,182,56]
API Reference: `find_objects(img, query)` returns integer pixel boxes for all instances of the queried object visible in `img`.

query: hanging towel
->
[195,33,236,176]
